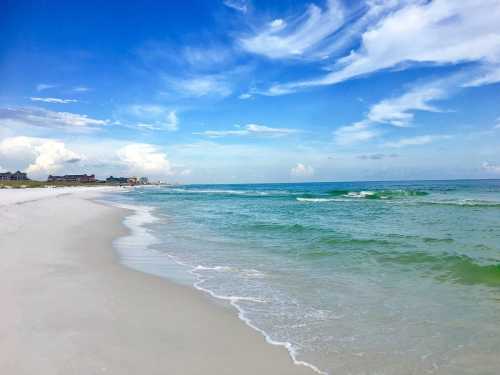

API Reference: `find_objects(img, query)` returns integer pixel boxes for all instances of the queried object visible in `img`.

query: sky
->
[1,0,500,183]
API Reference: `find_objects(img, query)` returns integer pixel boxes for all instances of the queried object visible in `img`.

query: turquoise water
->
[110,180,500,374]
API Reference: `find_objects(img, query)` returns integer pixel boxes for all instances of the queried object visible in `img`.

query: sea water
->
[107,180,500,374]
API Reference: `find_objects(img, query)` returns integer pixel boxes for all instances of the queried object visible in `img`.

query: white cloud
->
[482,161,500,173]
[195,123,298,137]
[168,75,232,97]
[223,0,248,13]
[269,0,500,94]
[0,136,82,177]
[30,97,78,104]
[36,83,56,92]
[117,144,173,176]
[366,85,446,127]
[334,78,452,145]
[240,0,345,59]
[290,163,314,178]
[72,86,91,92]
[463,64,500,87]
[385,134,451,148]
[0,107,108,132]
[126,105,179,131]
[334,121,380,145]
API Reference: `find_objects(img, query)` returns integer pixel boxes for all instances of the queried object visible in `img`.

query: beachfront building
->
[106,176,129,184]
[47,174,96,183]
[139,177,149,185]
[0,171,29,181]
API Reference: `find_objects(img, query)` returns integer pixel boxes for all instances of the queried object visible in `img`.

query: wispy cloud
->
[223,0,249,13]
[357,153,399,160]
[123,104,179,131]
[334,78,453,145]
[72,86,91,92]
[36,83,56,92]
[385,134,451,148]
[267,0,500,94]
[195,123,298,138]
[167,75,232,98]
[482,161,500,173]
[240,0,345,60]
[30,97,78,104]
[0,107,108,132]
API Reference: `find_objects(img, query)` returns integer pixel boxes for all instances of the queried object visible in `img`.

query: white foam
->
[297,197,347,202]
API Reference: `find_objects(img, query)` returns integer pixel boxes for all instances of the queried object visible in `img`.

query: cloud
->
[290,163,314,178]
[366,84,446,127]
[30,97,78,104]
[385,134,451,148]
[268,0,500,94]
[0,136,83,177]
[195,123,298,137]
[334,121,380,145]
[72,86,91,92]
[482,161,500,173]
[117,143,173,176]
[223,0,248,13]
[357,153,399,160]
[463,64,500,87]
[240,0,345,59]
[334,78,453,145]
[0,107,108,132]
[125,105,179,131]
[167,75,232,97]
[36,83,56,92]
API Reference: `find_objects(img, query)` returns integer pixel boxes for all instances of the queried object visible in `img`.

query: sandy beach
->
[0,188,313,375]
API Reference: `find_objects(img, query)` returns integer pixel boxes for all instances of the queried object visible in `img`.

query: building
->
[139,177,149,185]
[0,171,29,181]
[106,176,129,184]
[47,174,96,183]
[127,177,138,185]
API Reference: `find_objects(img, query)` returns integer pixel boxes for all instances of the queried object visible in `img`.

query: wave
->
[419,199,500,208]
[296,197,348,202]
[376,251,500,287]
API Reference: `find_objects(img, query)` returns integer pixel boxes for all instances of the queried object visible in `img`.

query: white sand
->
[0,189,313,374]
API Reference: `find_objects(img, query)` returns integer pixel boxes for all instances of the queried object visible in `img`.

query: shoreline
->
[109,199,326,375]
[0,188,314,374]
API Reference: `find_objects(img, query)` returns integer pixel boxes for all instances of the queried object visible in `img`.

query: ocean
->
[107,180,500,374]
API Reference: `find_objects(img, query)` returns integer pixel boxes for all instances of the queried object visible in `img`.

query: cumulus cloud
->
[482,161,500,173]
[195,123,298,137]
[0,107,108,132]
[0,136,82,177]
[117,144,173,176]
[268,0,500,94]
[290,163,314,178]
[30,97,78,104]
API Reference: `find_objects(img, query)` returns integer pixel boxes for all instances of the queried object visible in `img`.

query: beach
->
[0,188,313,375]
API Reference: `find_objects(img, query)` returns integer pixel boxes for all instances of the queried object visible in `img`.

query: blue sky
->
[1,0,500,183]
